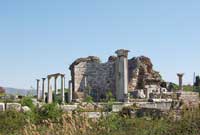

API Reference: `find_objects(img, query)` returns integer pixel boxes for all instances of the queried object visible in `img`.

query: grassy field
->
[0,102,200,135]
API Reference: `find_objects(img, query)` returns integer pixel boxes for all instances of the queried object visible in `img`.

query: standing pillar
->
[47,77,53,103]
[68,80,73,103]
[54,76,58,95]
[42,78,46,102]
[177,73,184,91]
[84,75,88,88]
[61,75,65,104]
[36,79,40,101]
[115,49,129,102]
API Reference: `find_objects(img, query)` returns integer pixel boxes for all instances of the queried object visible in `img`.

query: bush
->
[0,110,27,135]
[53,94,62,104]
[85,95,93,104]
[20,96,35,110]
[38,103,63,121]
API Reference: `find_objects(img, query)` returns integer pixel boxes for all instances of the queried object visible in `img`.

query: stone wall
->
[69,51,163,101]
[177,92,200,107]
[70,56,116,101]
[128,56,162,91]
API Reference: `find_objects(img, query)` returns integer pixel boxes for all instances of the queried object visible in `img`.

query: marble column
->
[36,79,40,101]
[61,75,65,103]
[54,76,58,95]
[47,77,53,103]
[177,73,184,91]
[115,49,129,102]
[84,75,88,88]
[42,78,46,102]
[68,80,73,103]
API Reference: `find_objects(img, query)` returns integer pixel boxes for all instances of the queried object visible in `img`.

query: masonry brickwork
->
[69,50,163,101]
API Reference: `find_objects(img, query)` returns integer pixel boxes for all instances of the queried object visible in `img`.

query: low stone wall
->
[177,92,199,107]
[112,102,172,112]
[0,103,30,112]
[137,102,172,111]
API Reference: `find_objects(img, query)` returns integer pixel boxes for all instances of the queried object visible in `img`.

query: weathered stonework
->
[6,103,21,112]
[128,56,162,91]
[70,56,116,101]
[69,50,163,101]
[177,92,199,107]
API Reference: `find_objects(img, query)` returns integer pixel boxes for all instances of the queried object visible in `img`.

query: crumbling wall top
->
[69,56,100,70]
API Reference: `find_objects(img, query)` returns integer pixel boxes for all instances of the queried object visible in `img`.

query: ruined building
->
[69,49,163,102]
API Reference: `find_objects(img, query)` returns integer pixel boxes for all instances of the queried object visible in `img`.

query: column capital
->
[60,74,65,78]
[115,49,130,57]
[47,76,52,79]
[55,75,59,79]
[177,73,184,77]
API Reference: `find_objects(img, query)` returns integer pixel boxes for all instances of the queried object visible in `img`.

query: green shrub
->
[53,94,62,104]
[183,85,193,92]
[20,96,35,110]
[85,95,93,103]
[38,103,63,121]
[0,110,27,135]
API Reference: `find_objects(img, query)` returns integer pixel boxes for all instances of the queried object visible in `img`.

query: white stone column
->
[54,76,58,95]
[36,79,40,101]
[84,75,88,88]
[115,49,129,102]
[61,75,65,103]
[42,78,46,102]
[177,73,184,91]
[68,80,73,103]
[47,77,53,103]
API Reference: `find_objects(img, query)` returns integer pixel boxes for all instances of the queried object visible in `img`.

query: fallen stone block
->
[87,112,101,119]
[112,104,124,112]
[61,104,78,112]
[21,106,31,113]
[6,103,21,111]
[0,103,5,111]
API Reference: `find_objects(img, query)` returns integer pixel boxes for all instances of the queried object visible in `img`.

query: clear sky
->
[0,0,200,89]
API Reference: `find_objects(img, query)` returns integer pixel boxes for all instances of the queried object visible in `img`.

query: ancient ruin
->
[36,73,65,103]
[33,49,199,110]
[69,49,164,102]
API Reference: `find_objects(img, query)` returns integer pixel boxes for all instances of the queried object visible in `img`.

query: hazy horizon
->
[1,0,200,89]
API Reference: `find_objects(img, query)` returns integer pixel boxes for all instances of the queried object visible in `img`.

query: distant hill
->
[4,87,36,96]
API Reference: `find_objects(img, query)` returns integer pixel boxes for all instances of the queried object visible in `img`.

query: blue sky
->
[0,0,200,89]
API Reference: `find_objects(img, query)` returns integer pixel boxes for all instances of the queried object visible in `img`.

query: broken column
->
[177,73,184,91]
[68,80,73,103]
[36,79,40,101]
[115,49,129,102]
[42,78,46,102]
[47,76,53,103]
[61,75,65,103]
